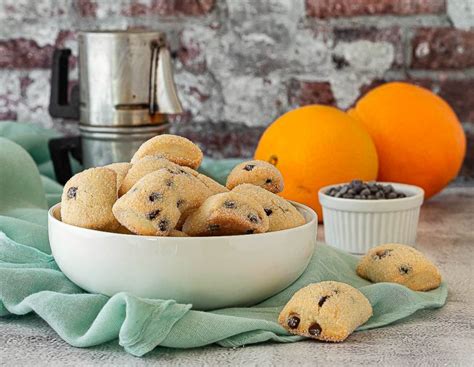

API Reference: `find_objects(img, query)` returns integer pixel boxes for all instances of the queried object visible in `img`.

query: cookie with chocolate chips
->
[113,168,212,236]
[179,166,229,195]
[131,134,203,169]
[61,167,120,231]
[356,243,442,291]
[226,160,284,193]
[232,184,305,231]
[104,162,131,191]
[119,156,187,196]
[278,281,372,342]
[182,192,269,236]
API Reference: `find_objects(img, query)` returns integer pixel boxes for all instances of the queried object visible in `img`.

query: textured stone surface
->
[447,0,474,30]
[1,187,473,365]
[0,0,472,179]
[306,0,446,18]
[411,28,474,69]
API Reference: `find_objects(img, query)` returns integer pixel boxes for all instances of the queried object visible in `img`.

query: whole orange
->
[348,82,466,199]
[255,105,378,220]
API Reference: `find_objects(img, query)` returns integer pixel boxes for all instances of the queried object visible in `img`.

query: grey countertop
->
[1,187,473,366]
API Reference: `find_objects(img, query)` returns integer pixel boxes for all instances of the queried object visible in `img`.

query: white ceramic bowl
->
[48,202,317,310]
[319,182,424,254]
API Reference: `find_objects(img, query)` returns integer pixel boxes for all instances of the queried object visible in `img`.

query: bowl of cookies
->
[48,134,317,310]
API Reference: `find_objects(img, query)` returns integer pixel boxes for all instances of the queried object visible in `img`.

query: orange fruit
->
[348,82,466,199]
[255,105,378,220]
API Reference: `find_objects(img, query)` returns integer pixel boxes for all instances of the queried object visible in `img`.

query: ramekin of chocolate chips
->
[325,180,407,200]
[319,181,425,254]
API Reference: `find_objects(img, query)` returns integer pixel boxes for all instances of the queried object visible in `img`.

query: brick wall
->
[0,0,473,179]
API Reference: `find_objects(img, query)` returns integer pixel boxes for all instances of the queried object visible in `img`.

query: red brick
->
[177,30,207,73]
[411,28,474,69]
[459,128,474,180]
[0,107,17,121]
[306,0,445,18]
[0,39,55,69]
[288,79,335,107]
[333,26,403,67]
[172,121,264,158]
[74,0,98,17]
[123,0,215,16]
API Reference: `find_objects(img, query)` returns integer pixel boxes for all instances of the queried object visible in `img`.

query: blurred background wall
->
[0,0,472,179]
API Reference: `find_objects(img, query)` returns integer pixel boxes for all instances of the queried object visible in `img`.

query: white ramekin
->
[319,182,424,254]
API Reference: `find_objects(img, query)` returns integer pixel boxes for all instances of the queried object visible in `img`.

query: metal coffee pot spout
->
[150,43,183,115]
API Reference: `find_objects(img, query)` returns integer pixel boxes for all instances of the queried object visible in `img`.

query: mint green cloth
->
[0,122,448,357]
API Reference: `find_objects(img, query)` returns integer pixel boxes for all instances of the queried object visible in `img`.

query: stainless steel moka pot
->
[48,30,183,183]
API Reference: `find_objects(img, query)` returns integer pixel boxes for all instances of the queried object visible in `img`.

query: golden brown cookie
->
[112,169,182,236]
[278,281,372,342]
[232,184,305,231]
[356,244,442,291]
[131,134,203,169]
[168,229,188,237]
[182,192,269,236]
[61,167,120,231]
[226,160,284,193]
[105,162,131,191]
[119,156,184,196]
[180,166,229,194]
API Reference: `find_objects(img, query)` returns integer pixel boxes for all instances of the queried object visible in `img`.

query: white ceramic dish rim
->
[48,200,318,240]
[318,182,424,212]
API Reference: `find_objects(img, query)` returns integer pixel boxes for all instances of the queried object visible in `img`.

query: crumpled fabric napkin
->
[0,122,447,356]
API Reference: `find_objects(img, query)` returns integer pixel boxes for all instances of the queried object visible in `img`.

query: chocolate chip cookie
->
[61,167,120,231]
[168,229,188,237]
[112,169,182,236]
[105,162,131,191]
[119,156,184,196]
[232,184,305,231]
[278,281,372,342]
[180,166,229,194]
[182,192,269,236]
[356,244,442,291]
[226,160,284,193]
[131,134,203,169]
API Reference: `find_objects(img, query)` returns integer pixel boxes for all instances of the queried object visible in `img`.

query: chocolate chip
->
[67,186,78,199]
[165,179,173,187]
[223,200,236,209]
[264,208,273,216]
[308,322,322,336]
[149,192,162,202]
[146,210,161,220]
[265,178,272,184]
[158,219,169,232]
[287,315,300,329]
[374,249,392,259]
[327,181,407,200]
[399,265,412,275]
[318,296,329,307]
[247,214,259,223]
[246,229,255,234]
[177,199,185,208]
[244,164,255,171]
[383,185,393,194]
[209,224,220,231]
[388,192,398,199]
